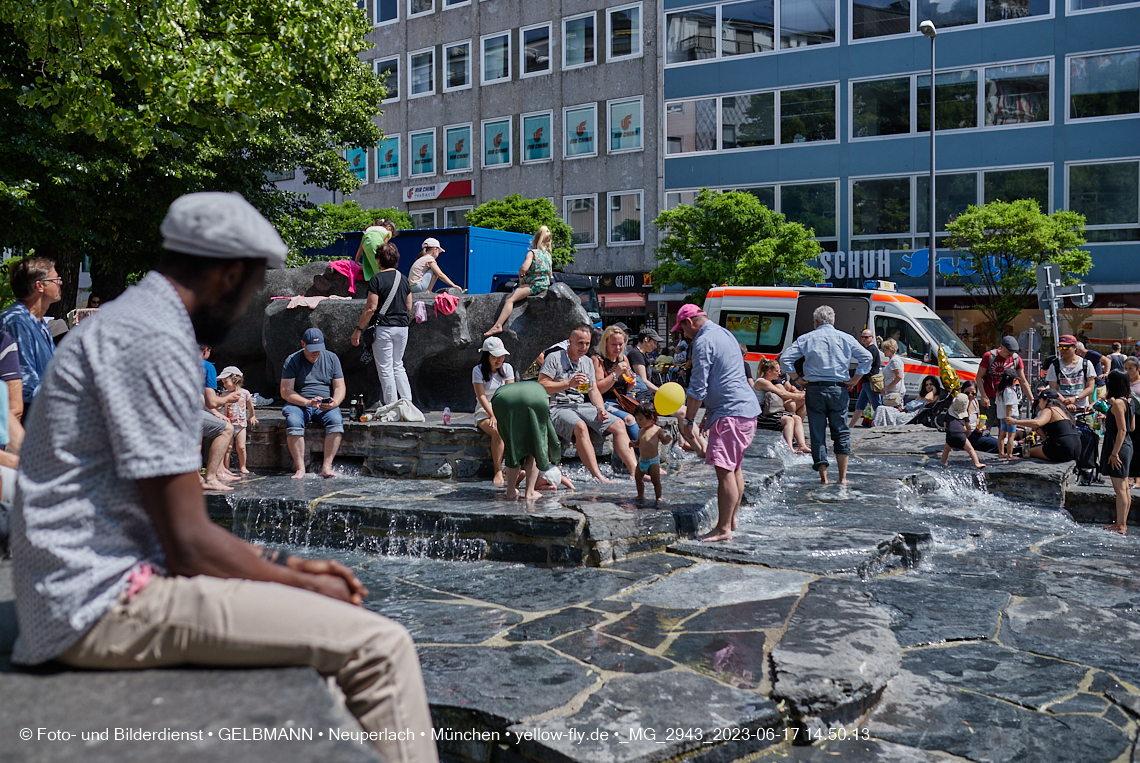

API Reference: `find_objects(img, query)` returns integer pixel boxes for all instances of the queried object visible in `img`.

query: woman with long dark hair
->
[472,337,515,487]
[919,375,943,403]
[1005,388,1082,463]
[1101,369,1135,535]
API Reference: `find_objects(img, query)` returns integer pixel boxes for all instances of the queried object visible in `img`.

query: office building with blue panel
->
[661,0,1140,350]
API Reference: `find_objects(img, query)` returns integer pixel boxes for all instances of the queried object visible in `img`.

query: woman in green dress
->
[491,380,564,500]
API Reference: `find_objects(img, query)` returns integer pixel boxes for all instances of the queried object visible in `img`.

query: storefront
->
[596,272,653,334]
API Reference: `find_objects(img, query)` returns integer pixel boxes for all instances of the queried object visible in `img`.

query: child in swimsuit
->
[634,402,673,504]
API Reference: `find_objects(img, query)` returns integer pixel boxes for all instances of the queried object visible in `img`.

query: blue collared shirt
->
[780,323,873,382]
[687,321,761,423]
[0,301,55,402]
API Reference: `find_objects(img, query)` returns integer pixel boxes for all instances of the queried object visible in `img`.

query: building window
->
[780,85,836,143]
[608,3,642,60]
[608,191,644,245]
[852,77,910,137]
[722,92,775,148]
[564,103,598,158]
[564,13,596,69]
[665,190,700,210]
[665,99,717,153]
[445,207,472,227]
[1070,0,1139,10]
[564,195,598,247]
[443,0,469,7]
[409,129,436,177]
[984,167,1049,210]
[374,58,399,102]
[522,111,554,163]
[444,124,472,173]
[409,48,435,97]
[443,41,471,92]
[740,185,777,209]
[376,135,400,181]
[666,6,717,64]
[780,182,836,237]
[410,210,437,229]
[987,0,1050,21]
[853,178,911,237]
[916,172,978,233]
[482,117,512,168]
[522,23,552,77]
[481,33,511,85]
[346,147,369,184]
[409,0,432,18]
[722,0,775,56]
[918,70,978,131]
[608,97,643,153]
[375,0,398,25]
[1069,50,1140,120]
[852,0,910,39]
[917,0,976,28]
[781,0,836,48]
[1068,161,1140,242]
[985,62,1050,125]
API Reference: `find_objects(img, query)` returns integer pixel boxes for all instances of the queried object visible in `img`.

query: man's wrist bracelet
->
[260,547,292,566]
[684,417,695,426]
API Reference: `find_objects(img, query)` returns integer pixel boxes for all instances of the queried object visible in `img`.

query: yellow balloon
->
[655,382,686,416]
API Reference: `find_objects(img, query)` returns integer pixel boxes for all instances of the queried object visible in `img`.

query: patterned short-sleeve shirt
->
[11,272,203,664]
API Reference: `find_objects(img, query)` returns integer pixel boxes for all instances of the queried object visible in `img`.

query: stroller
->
[910,393,954,430]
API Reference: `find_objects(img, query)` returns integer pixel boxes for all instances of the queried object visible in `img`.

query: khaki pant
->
[60,575,438,763]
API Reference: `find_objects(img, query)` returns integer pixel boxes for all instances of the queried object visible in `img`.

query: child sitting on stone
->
[219,366,257,474]
[634,402,672,504]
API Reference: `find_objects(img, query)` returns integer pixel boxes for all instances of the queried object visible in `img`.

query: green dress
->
[359,226,391,281]
[519,248,552,294]
[491,381,562,470]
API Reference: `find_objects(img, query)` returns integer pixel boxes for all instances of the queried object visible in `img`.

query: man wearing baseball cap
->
[1047,334,1097,410]
[408,236,461,293]
[279,327,347,480]
[674,303,761,542]
[10,193,437,763]
[976,335,1033,427]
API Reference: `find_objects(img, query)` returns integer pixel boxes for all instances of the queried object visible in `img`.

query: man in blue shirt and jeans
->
[676,304,761,543]
[0,257,61,417]
[781,305,872,485]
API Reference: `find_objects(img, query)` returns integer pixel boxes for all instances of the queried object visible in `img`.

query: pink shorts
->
[705,415,757,471]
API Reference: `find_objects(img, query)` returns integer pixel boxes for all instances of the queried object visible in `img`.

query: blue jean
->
[282,404,345,437]
[806,384,851,469]
[855,384,881,415]
[604,400,640,442]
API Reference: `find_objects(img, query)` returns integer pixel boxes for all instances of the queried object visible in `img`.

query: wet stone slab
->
[868,670,1133,763]
[597,605,696,650]
[863,575,1011,647]
[663,630,769,690]
[617,563,813,608]
[900,641,1090,710]
[503,608,609,642]
[548,631,675,674]
[507,671,782,763]
[680,597,799,633]
[370,600,521,644]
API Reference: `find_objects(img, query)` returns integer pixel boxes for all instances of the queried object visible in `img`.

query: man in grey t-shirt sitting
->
[280,328,346,479]
[538,324,637,483]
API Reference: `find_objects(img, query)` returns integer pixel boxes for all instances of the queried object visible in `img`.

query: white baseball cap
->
[422,237,445,251]
[480,337,510,357]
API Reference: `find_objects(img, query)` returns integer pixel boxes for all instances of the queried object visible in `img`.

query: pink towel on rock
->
[328,259,364,294]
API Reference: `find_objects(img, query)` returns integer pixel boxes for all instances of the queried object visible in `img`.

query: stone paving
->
[3,428,1140,763]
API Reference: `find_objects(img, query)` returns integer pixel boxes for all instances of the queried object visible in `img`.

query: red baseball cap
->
[671,304,707,333]
[1058,334,1078,346]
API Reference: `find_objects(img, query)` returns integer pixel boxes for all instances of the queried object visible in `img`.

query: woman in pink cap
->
[409,237,460,293]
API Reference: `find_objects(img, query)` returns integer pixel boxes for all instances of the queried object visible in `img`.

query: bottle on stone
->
[443,407,451,425]
[350,395,365,421]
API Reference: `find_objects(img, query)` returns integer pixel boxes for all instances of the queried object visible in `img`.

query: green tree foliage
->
[0,1,385,311]
[652,189,824,300]
[465,195,576,267]
[944,199,1091,344]
[281,202,414,267]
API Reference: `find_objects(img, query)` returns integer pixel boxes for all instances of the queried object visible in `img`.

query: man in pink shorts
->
[675,304,761,542]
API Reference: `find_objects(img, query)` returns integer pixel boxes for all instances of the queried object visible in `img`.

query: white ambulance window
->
[875,317,926,361]
[722,312,789,352]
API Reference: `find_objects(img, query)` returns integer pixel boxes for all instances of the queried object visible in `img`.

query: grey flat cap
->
[160,192,287,269]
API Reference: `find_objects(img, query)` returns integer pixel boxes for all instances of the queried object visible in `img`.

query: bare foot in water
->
[219,471,241,482]
[699,529,733,542]
[483,324,503,337]
[321,468,338,479]
[1104,523,1127,535]
[291,469,307,479]
[597,476,618,485]
[492,473,505,487]
[240,467,251,474]
[202,479,233,492]
[505,487,519,500]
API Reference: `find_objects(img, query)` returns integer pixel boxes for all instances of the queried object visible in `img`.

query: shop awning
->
[599,293,647,309]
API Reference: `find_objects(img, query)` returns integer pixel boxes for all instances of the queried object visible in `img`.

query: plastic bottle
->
[360,413,374,422]
[442,407,451,425]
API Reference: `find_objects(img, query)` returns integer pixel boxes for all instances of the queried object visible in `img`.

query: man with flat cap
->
[10,193,438,763]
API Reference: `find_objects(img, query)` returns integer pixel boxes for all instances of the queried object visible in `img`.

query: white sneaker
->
[251,394,274,406]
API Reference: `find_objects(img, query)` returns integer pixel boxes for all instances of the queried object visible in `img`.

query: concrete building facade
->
[318,0,665,276]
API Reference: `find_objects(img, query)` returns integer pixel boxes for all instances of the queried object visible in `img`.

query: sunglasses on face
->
[1058,344,1074,349]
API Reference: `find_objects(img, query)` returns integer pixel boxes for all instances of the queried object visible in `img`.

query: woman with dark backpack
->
[1102,370,1135,535]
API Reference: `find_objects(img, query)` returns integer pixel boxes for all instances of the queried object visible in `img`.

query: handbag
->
[360,271,403,365]
[869,373,885,394]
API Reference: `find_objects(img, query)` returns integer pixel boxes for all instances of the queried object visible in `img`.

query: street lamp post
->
[920,20,937,312]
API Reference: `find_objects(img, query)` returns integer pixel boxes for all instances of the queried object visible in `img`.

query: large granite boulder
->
[262,282,591,411]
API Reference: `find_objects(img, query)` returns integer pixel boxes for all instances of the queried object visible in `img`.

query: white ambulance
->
[701,283,980,395]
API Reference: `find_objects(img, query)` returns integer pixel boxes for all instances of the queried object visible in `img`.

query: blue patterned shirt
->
[0,301,55,402]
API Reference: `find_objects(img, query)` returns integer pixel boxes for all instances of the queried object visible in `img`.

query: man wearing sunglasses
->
[0,258,62,415]
[1046,334,1097,411]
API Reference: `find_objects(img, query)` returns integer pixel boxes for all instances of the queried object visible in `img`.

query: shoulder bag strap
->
[377,271,402,318]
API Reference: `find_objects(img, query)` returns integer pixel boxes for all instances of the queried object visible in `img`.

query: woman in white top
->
[409,237,461,293]
[472,336,515,486]
[880,339,906,407]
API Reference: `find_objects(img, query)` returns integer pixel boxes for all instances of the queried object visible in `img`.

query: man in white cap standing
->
[10,192,438,763]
